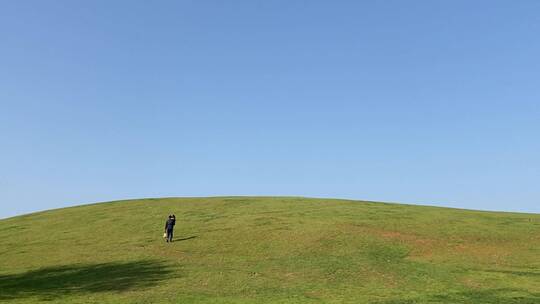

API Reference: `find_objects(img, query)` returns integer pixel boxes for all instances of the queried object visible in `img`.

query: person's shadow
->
[0,260,175,301]
[175,236,197,242]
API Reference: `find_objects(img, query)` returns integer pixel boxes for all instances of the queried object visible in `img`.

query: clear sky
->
[1,1,539,218]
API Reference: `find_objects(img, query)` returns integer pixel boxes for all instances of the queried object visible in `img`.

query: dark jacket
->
[165,218,175,230]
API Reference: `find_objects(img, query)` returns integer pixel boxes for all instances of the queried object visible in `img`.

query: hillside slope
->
[1,197,539,303]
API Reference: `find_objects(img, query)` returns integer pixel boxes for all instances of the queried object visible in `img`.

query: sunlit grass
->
[0,197,539,303]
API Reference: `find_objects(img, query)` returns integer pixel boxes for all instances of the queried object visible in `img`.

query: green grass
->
[0,197,539,303]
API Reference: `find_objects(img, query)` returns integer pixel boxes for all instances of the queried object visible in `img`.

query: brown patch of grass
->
[338,223,439,259]
[451,243,512,264]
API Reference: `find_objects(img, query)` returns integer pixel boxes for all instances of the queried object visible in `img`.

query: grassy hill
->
[0,197,539,303]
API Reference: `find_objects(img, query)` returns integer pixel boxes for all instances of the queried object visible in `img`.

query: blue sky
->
[1,1,539,218]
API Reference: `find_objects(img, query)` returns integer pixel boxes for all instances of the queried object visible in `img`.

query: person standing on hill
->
[164,214,176,243]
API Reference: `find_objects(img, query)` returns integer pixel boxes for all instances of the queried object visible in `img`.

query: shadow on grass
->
[175,236,198,242]
[374,288,540,304]
[479,269,540,277]
[0,260,175,300]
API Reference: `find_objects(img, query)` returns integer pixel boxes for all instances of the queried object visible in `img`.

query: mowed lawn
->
[0,197,539,303]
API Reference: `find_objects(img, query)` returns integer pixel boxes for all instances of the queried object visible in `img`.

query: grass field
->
[0,197,539,303]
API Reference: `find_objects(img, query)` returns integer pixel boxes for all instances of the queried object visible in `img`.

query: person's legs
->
[167,229,173,242]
